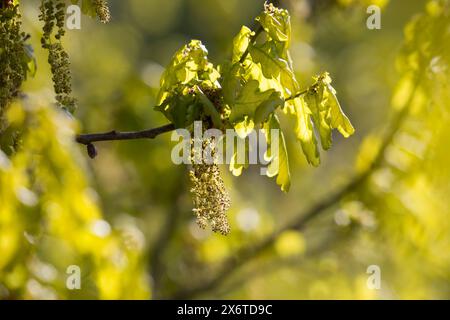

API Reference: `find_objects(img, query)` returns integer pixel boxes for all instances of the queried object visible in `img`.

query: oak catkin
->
[189,138,231,235]
[39,0,76,112]
[93,0,111,23]
[0,3,27,130]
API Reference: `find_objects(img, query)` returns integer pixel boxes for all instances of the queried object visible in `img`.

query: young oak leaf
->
[227,135,250,176]
[155,40,221,128]
[293,97,320,166]
[326,83,355,138]
[234,116,255,139]
[254,92,284,124]
[247,5,299,113]
[155,95,202,129]
[248,44,299,98]
[256,2,291,45]
[228,80,280,124]
[304,88,333,151]
[222,33,284,108]
[232,26,253,64]
[157,40,220,106]
[304,73,355,151]
[263,114,291,192]
[224,3,297,126]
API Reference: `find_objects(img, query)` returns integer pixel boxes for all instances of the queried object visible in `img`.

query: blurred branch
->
[168,75,423,299]
[214,226,357,298]
[149,191,185,299]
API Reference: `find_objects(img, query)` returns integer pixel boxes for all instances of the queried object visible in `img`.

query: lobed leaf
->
[263,114,291,192]
[228,80,279,124]
[155,40,221,128]
[256,3,291,45]
[293,97,320,166]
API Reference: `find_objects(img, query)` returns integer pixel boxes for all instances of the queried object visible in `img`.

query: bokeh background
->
[0,0,449,299]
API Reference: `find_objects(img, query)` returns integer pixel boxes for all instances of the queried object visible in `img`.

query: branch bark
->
[75,123,175,145]
[213,227,356,299]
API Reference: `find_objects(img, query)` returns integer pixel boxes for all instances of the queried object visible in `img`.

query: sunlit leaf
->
[228,80,279,124]
[293,97,320,166]
[256,3,291,44]
[263,114,290,192]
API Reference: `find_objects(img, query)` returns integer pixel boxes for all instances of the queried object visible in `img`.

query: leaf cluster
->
[155,3,355,192]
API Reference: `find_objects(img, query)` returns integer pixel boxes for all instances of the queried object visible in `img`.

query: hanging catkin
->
[189,137,231,235]
[0,2,27,128]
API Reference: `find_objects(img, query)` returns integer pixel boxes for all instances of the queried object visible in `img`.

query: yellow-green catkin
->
[0,2,27,130]
[93,0,111,23]
[39,0,76,113]
[189,138,231,235]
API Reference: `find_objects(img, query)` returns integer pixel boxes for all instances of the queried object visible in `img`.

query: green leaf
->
[254,92,284,124]
[221,62,242,105]
[234,116,255,139]
[232,26,253,64]
[228,80,279,124]
[155,40,220,127]
[256,3,291,44]
[263,114,291,192]
[304,88,333,150]
[235,4,299,114]
[249,43,299,98]
[155,95,200,129]
[303,73,355,152]
[228,136,250,176]
[293,97,320,166]
[157,40,220,106]
[229,150,244,176]
[326,83,355,138]
[196,86,222,128]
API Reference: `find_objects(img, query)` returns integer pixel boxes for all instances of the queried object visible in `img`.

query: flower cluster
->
[93,0,111,24]
[0,3,27,130]
[39,0,76,112]
[189,138,231,235]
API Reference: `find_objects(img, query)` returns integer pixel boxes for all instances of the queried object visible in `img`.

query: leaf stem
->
[286,88,309,101]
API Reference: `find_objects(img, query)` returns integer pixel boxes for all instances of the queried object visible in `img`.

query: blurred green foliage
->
[0,0,449,299]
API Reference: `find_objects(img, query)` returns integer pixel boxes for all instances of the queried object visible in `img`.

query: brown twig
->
[75,124,175,158]
[75,123,175,145]
[75,124,174,158]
